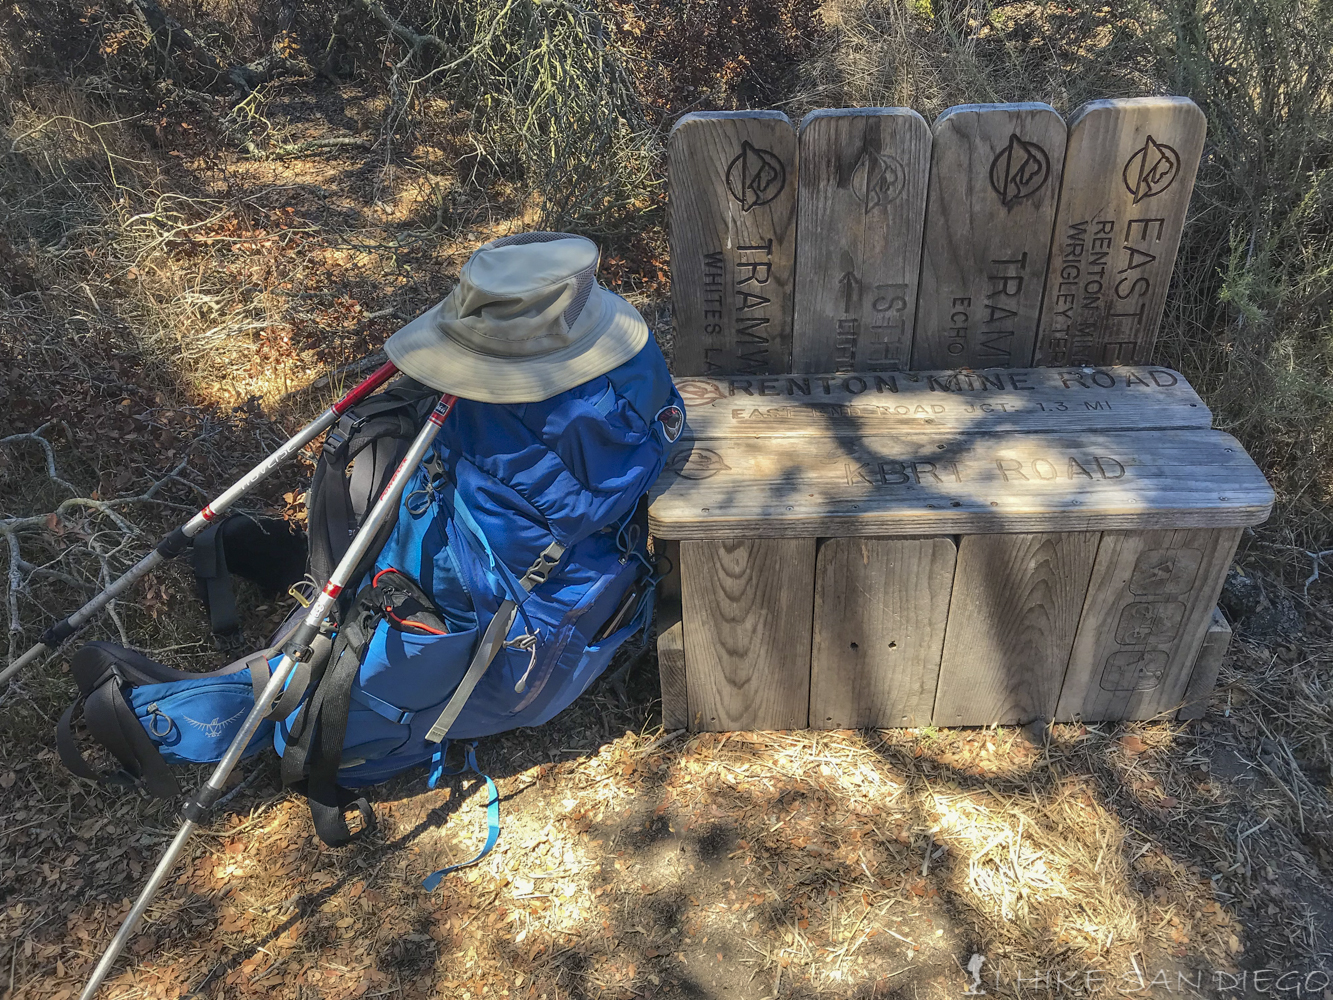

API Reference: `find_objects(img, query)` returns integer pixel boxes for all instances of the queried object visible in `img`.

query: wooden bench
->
[651,99,1273,732]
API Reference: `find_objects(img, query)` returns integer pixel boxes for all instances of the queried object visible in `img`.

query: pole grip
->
[155,526,192,559]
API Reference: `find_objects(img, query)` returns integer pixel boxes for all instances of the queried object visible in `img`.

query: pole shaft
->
[78,392,455,999]
[3,363,399,691]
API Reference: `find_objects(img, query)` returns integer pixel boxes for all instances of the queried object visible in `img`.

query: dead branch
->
[228,53,311,95]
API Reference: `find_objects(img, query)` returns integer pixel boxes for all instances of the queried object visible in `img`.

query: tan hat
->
[384,232,650,403]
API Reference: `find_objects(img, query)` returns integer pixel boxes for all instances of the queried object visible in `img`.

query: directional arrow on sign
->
[838,270,862,314]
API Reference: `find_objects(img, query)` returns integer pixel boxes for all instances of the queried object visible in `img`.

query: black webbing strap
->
[56,666,180,798]
[279,591,379,846]
[191,521,240,639]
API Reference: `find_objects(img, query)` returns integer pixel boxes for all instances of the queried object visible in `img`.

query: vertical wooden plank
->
[654,539,689,731]
[792,108,931,372]
[912,103,1067,370]
[1056,528,1240,721]
[810,536,956,729]
[1177,608,1231,721]
[668,112,799,377]
[680,537,815,731]
[1034,97,1207,367]
[933,532,1099,727]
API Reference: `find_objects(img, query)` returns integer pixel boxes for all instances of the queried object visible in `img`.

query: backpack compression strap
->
[423,537,565,743]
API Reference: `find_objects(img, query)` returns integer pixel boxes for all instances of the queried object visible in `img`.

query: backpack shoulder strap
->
[307,382,438,592]
[191,520,240,641]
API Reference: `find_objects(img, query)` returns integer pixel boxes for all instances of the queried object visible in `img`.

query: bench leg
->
[654,540,689,731]
[680,537,815,731]
[933,532,1099,727]
[810,536,955,729]
[1177,608,1232,721]
[1055,528,1241,721]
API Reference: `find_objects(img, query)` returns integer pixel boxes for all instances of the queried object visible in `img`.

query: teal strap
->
[422,741,499,891]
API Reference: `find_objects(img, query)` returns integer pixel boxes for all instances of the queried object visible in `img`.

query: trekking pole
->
[0,361,401,693]
[77,392,457,1000]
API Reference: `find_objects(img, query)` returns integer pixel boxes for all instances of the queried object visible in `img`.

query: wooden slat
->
[913,103,1067,369]
[1177,607,1231,721]
[654,539,689,731]
[933,532,1100,726]
[1055,528,1240,721]
[810,536,956,728]
[675,365,1210,438]
[792,108,931,372]
[680,537,815,730]
[649,429,1273,539]
[668,112,799,376]
[1034,97,1208,366]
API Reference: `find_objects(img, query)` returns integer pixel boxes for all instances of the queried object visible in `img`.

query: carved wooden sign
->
[668,112,799,376]
[673,365,1210,437]
[792,108,931,372]
[913,104,1067,370]
[1034,97,1207,366]
[648,429,1273,538]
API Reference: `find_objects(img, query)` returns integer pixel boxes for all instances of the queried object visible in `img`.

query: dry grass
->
[2,1,1333,998]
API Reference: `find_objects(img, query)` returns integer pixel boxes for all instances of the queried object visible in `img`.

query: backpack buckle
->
[322,410,370,458]
[519,541,566,590]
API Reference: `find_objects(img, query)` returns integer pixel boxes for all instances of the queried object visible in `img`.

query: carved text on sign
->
[941,254,1032,364]
[850,146,906,212]
[725,141,786,211]
[989,134,1050,206]
[700,238,779,375]
[845,453,1128,487]
[1042,218,1172,365]
[1122,135,1180,204]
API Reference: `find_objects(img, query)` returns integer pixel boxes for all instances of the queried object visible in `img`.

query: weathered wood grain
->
[1055,528,1240,720]
[1177,607,1231,721]
[668,112,799,376]
[793,108,931,372]
[674,365,1210,438]
[1034,98,1207,366]
[654,539,689,731]
[648,429,1274,539]
[913,104,1067,370]
[933,532,1099,726]
[680,537,815,730]
[810,536,956,728]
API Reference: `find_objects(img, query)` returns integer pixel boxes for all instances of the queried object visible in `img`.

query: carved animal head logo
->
[850,147,906,213]
[1122,135,1180,203]
[665,446,731,480]
[989,133,1050,206]
[726,141,786,212]
[673,379,727,407]
[655,404,685,443]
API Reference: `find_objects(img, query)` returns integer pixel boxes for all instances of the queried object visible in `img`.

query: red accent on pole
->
[323,582,344,600]
[201,505,218,522]
[429,395,459,426]
[331,361,399,416]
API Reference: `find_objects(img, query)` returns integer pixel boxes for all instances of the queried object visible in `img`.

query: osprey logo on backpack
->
[184,709,247,738]
[655,403,685,443]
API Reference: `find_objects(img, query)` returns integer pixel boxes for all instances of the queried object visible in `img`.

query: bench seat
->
[650,368,1272,731]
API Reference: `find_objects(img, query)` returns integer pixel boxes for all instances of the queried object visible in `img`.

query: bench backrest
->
[667,98,1206,377]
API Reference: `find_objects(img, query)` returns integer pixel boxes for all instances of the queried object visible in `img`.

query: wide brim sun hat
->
[384,232,650,403]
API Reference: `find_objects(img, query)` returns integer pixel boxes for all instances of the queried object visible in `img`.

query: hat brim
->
[384,287,650,403]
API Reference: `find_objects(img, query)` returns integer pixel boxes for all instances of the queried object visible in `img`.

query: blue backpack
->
[57,337,684,865]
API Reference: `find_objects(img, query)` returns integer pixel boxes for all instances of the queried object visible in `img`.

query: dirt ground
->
[3,35,1333,1000]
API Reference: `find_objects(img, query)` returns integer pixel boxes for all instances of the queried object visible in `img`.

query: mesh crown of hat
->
[488,232,597,330]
